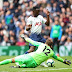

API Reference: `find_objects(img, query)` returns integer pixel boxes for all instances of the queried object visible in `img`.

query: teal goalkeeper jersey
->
[25,38,64,65]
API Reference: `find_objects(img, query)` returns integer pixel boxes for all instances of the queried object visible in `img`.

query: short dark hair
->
[31,6,39,11]
[46,39,53,48]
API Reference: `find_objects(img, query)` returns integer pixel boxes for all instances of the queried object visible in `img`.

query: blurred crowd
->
[0,0,72,46]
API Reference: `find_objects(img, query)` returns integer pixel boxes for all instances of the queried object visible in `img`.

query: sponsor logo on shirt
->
[35,22,42,26]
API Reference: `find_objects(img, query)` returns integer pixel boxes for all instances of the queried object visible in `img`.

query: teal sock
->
[0,59,12,65]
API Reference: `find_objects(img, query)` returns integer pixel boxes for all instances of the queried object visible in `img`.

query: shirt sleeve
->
[50,27,53,39]
[42,17,47,24]
[52,53,64,62]
[58,26,62,40]
[25,38,42,47]
[26,17,32,25]
[38,15,47,24]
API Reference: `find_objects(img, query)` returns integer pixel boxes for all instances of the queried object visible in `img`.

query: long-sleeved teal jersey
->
[25,38,64,65]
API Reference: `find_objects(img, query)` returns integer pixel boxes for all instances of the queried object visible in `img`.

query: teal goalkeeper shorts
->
[15,54,38,68]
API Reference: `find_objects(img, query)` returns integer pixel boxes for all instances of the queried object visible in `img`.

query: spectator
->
[9,4,15,14]
[50,20,62,55]
[69,19,72,27]
[0,31,3,43]
[10,36,16,45]
[42,0,47,8]
[3,25,8,37]
[61,7,66,14]
[16,37,26,46]
[20,16,26,27]
[29,1,33,9]
[3,1,9,11]
[63,0,68,9]
[14,9,19,17]
[9,30,16,40]
[21,1,26,9]
[24,2,29,9]
[60,22,66,35]
[62,14,69,25]
[60,35,67,45]
[35,0,42,8]
[1,19,6,28]
[68,27,72,40]
[26,7,31,16]
[5,10,13,25]
[43,26,51,39]
[66,7,71,15]
[0,23,3,31]
[64,37,72,46]
[0,0,71,48]
[60,26,72,46]
[0,10,4,22]
[58,0,65,9]
[18,5,22,16]
[50,0,55,7]
[1,35,11,46]
[51,2,60,13]
[13,0,19,8]
[7,19,16,33]
[46,3,52,12]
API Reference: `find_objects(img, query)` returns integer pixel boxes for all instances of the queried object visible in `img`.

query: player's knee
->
[30,46,35,52]
[28,46,35,52]
[12,58,15,63]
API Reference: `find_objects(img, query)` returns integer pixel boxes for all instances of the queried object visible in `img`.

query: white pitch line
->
[0,71,8,72]
[49,68,72,70]
[22,68,72,71]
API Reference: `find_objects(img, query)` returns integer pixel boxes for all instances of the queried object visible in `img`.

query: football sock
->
[25,51,29,54]
[0,59,12,65]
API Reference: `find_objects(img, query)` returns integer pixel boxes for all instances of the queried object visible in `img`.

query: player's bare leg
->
[28,46,35,52]
[0,58,15,65]
[25,46,35,54]
[12,58,15,63]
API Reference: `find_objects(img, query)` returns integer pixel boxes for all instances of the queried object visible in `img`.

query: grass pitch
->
[0,56,72,72]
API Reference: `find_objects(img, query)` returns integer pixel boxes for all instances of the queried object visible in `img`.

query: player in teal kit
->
[0,34,71,68]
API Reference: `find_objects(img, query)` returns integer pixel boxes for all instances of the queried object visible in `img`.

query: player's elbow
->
[26,27,30,31]
[45,22,49,26]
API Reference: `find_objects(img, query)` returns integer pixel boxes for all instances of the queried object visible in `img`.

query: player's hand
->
[63,59,71,66]
[46,10,50,16]
[20,34,26,39]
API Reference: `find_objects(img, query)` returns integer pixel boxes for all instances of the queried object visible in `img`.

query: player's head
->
[55,20,59,25]
[45,39,53,48]
[32,6,40,17]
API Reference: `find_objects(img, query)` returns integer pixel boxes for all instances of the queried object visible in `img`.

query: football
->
[46,59,55,67]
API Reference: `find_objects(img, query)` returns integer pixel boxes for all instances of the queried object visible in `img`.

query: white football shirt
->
[26,15,47,34]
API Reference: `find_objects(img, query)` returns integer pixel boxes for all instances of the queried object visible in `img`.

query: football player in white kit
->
[24,6,50,54]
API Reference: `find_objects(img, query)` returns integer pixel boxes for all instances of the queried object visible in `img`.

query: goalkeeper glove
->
[63,59,71,66]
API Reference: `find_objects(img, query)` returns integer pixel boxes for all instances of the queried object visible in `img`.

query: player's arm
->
[58,26,62,40]
[20,34,42,47]
[41,10,50,26]
[52,54,71,65]
[26,17,32,31]
[26,25,32,31]
[50,27,53,39]
[45,10,50,26]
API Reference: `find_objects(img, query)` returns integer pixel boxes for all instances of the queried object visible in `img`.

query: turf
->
[0,56,72,72]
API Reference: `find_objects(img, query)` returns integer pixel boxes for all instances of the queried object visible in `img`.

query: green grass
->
[0,56,72,72]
